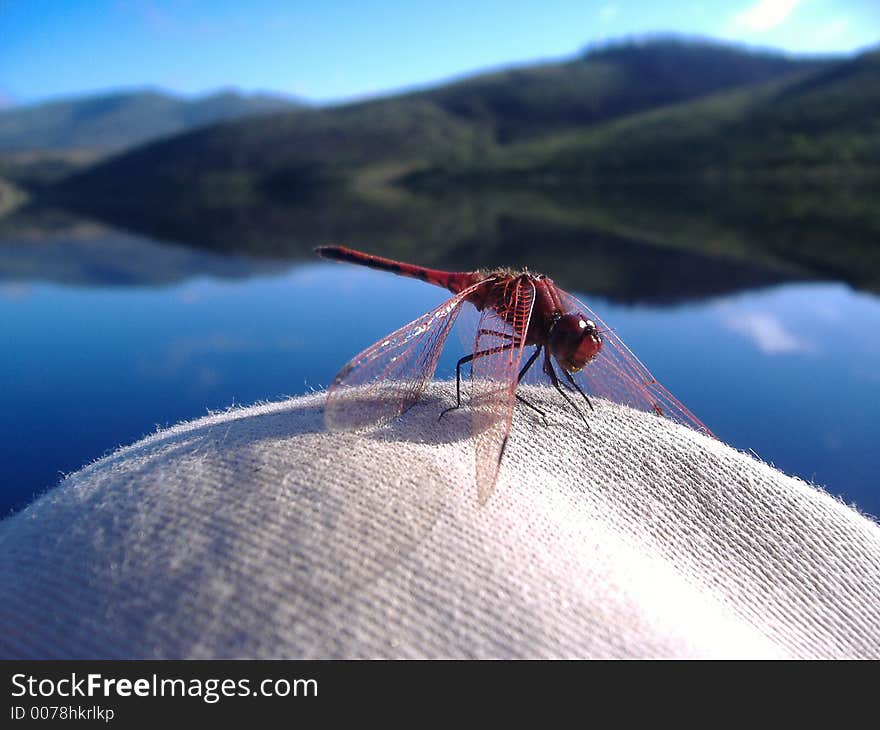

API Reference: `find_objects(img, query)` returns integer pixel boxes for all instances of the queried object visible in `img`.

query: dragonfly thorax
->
[548,314,602,372]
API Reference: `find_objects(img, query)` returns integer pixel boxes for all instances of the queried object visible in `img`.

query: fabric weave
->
[2,383,878,658]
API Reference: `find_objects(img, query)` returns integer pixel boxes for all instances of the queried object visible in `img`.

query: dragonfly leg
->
[439,344,516,420]
[515,394,546,422]
[544,352,589,426]
[562,368,594,412]
[517,345,542,383]
[513,346,547,424]
[440,343,548,424]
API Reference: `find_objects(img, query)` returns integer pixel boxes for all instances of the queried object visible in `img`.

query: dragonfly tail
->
[316,245,479,294]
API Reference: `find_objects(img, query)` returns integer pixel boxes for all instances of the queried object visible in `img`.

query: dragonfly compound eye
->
[550,314,602,372]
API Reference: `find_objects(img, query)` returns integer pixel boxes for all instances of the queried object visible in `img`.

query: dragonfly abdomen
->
[316,245,479,293]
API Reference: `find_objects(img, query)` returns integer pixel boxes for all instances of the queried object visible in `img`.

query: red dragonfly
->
[317,246,713,502]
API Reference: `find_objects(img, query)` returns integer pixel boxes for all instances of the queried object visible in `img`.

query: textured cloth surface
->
[2,383,879,659]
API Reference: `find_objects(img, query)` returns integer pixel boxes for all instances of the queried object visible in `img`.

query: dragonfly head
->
[549,314,602,372]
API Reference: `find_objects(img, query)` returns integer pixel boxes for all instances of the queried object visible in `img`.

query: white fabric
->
[2,382,879,659]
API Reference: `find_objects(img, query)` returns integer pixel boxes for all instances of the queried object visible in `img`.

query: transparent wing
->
[557,289,713,437]
[470,277,536,503]
[325,281,486,430]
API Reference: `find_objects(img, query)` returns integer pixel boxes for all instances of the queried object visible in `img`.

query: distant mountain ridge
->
[0,89,301,151]
[420,37,825,143]
[449,46,880,183]
[50,39,837,212]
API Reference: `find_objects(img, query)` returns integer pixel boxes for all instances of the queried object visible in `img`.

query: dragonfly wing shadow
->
[366,394,473,446]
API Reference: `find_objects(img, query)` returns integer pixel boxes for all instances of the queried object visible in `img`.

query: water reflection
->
[722,310,816,355]
[41,178,880,301]
[0,209,291,287]
[0,200,878,520]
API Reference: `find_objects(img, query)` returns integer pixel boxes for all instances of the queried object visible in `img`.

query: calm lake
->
[1,208,879,519]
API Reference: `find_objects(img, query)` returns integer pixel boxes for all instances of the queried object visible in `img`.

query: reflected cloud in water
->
[0,282,30,301]
[722,311,816,355]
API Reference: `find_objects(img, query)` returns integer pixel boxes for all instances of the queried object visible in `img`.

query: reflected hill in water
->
[13,39,880,301]
[2,187,801,304]
[0,207,290,287]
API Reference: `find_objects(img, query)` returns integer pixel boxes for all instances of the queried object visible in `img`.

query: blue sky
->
[1,0,877,106]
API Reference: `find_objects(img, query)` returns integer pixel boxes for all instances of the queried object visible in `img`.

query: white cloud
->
[724,312,814,355]
[599,4,619,22]
[733,0,801,32]
[816,16,851,43]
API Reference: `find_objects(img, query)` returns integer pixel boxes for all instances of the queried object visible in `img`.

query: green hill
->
[48,39,827,208]
[446,48,880,183]
[47,97,492,218]
[0,88,300,152]
[420,38,821,142]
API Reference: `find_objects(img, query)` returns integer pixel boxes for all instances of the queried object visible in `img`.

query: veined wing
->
[470,276,536,503]
[557,290,713,437]
[325,281,487,431]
